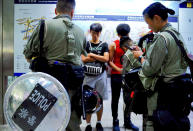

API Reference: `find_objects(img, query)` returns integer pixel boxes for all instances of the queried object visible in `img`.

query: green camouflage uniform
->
[122,49,141,75]
[23,14,87,131]
[139,23,187,131]
[23,14,87,65]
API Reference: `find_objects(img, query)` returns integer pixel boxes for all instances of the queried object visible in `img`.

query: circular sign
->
[4,72,71,131]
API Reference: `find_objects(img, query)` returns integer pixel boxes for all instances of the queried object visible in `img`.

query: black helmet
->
[82,85,103,114]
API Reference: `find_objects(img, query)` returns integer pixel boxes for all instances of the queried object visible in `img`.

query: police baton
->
[81,85,86,120]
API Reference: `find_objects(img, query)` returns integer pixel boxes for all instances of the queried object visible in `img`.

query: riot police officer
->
[133,2,189,131]
[23,0,87,130]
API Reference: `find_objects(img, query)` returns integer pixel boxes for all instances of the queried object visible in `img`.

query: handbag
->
[156,74,193,115]
[29,20,49,73]
[123,67,147,114]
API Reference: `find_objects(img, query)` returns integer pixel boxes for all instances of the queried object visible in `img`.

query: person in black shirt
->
[81,23,109,131]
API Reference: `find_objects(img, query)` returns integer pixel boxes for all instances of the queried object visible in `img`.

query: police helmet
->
[82,85,103,114]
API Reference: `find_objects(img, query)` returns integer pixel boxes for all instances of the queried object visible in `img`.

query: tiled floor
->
[80,78,193,131]
[80,77,142,131]
[80,96,143,131]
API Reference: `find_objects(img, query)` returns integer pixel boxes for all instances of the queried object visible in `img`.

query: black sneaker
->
[85,125,92,131]
[113,119,120,131]
[124,122,139,131]
[96,123,104,131]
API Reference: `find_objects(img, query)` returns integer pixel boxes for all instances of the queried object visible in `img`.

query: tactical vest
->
[43,15,85,65]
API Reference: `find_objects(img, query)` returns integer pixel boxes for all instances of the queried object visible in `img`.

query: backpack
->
[122,67,147,114]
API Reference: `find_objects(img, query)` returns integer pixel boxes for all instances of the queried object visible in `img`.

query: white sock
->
[97,121,101,124]
[87,123,91,126]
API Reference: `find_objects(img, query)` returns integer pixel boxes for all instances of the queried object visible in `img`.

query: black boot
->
[113,119,120,131]
[124,122,139,131]
[124,113,139,131]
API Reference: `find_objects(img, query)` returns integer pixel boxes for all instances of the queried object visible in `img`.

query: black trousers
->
[111,74,124,120]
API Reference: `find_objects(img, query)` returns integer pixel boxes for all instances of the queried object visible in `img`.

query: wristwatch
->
[138,55,143,62]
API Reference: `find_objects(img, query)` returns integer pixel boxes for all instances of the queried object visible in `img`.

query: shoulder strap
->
[89,41,104,51]
[164,30,189,62]
[88,41,92,51]
[39,19,45,57]
[164,30,193,79]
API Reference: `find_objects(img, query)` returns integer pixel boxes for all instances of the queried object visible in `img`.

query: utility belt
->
[48,61,84,116]
[48,61,84,90]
